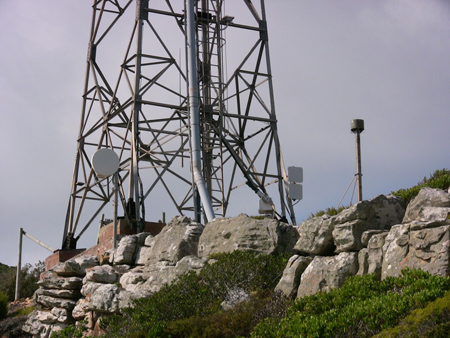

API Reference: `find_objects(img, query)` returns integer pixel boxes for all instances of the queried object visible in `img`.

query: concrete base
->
[44,219,165,273]
[44,249,86,271]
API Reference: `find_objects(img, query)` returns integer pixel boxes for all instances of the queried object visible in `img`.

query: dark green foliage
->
[165,290,290,338]
[251,269,450,338]
[98,251,290,338]
[0,292,8,320]
[374,291,450,338]
[391,168,450,204]
[0,261,45,301]
[50,321,87,338]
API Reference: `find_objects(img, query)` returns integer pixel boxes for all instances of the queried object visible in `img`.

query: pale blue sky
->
[1,0,449,266]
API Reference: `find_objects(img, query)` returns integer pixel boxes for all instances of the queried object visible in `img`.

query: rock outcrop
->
[23,188,450,337]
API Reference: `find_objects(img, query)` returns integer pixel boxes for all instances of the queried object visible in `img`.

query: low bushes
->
[251,269,450,338]
[0,292,8,320]
[391,168,450,204]
[97,251,291,338]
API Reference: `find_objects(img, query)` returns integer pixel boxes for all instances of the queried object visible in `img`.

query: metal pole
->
[113,172,118,249]
[186,0,215,222]
[355,131,362,202]
[15,228,23,301]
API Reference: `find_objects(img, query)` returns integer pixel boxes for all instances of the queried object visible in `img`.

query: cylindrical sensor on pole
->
[350,119,364,202]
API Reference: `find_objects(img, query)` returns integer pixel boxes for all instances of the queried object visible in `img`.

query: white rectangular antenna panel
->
[288,166,303,183]
[288,183,303,201]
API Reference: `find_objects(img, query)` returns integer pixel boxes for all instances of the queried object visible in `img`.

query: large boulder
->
[84,265,123,284]
[38,276,83,290]
[198,214,298,257]
[333,195,405,253]
[381,223,410,279]
[297,252,359,298]
[275,255,312,298]
[403,187,450,223]
[121,255,207,295]
[365,232,389,278]
[381,220,450,278]
[294,215,335,255]
[112,235,138,265]
[137,216,204,265]
[407,223,450,276]
[88,284,121,314]
[51,255,99,277]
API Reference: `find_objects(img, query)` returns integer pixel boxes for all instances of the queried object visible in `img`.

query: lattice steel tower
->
[62,0,298,249]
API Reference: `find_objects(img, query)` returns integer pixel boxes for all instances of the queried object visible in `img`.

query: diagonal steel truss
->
[62,0,296,249]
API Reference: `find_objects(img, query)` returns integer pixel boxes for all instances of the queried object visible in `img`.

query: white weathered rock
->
[403,187,450,223]
[34,310,58,324]
[381,223,410,279]
[366,232,389,279]
[52,255,99,277]
[23,311,52,337]
[361,230,386,247]
[275,255,313,298]
[297,252,359,298]
[220,287,250,311]
[85,265,120,284]
[81,281,104,297]
[142,216,204,265]
[119,266,148,293]
[333,219,368,253]
[72,298,90,321]
[407,224,450,276]
[333,195,405,253]
[89,284,121,314]
[135,232,152,245]
[121,256,207,295]
[113,235,138,265]
[135,245,153,265]
[37,287,82,300]
[36,294,78,310]
[38,276,83,290]
[357,249,369,276]
[198,214,298,257]
[51,307,70,323]
[294,215,335,255]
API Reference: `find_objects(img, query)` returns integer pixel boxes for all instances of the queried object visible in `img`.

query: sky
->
[1,0,449,267]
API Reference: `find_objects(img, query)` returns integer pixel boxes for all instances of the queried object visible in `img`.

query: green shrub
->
[374,291,450,338]
[11,305,34,317]
[0,261,45,301]
[251,269,450,338]
[165,290,290,338]
[391,168,450,204]
[99,251,290,338]
[0,291,8,320]
[51,321,87,338]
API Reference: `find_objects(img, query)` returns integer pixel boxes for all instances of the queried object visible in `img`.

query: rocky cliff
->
[23,187,450,337]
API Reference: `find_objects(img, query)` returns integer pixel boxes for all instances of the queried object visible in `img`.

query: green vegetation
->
[374,291,450,338]
[0,292,8,320]
[51,320,87,338]
[251,269,450,338]
[52,260,450,338]
[0,261,45,301]
[391,168,450,204]
[97,251,291,338]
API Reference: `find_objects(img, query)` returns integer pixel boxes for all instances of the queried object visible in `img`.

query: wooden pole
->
[355,131,363,202]
[15,228,23,301]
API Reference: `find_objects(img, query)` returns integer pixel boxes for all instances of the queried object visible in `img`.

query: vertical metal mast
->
[62,0,296,249]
